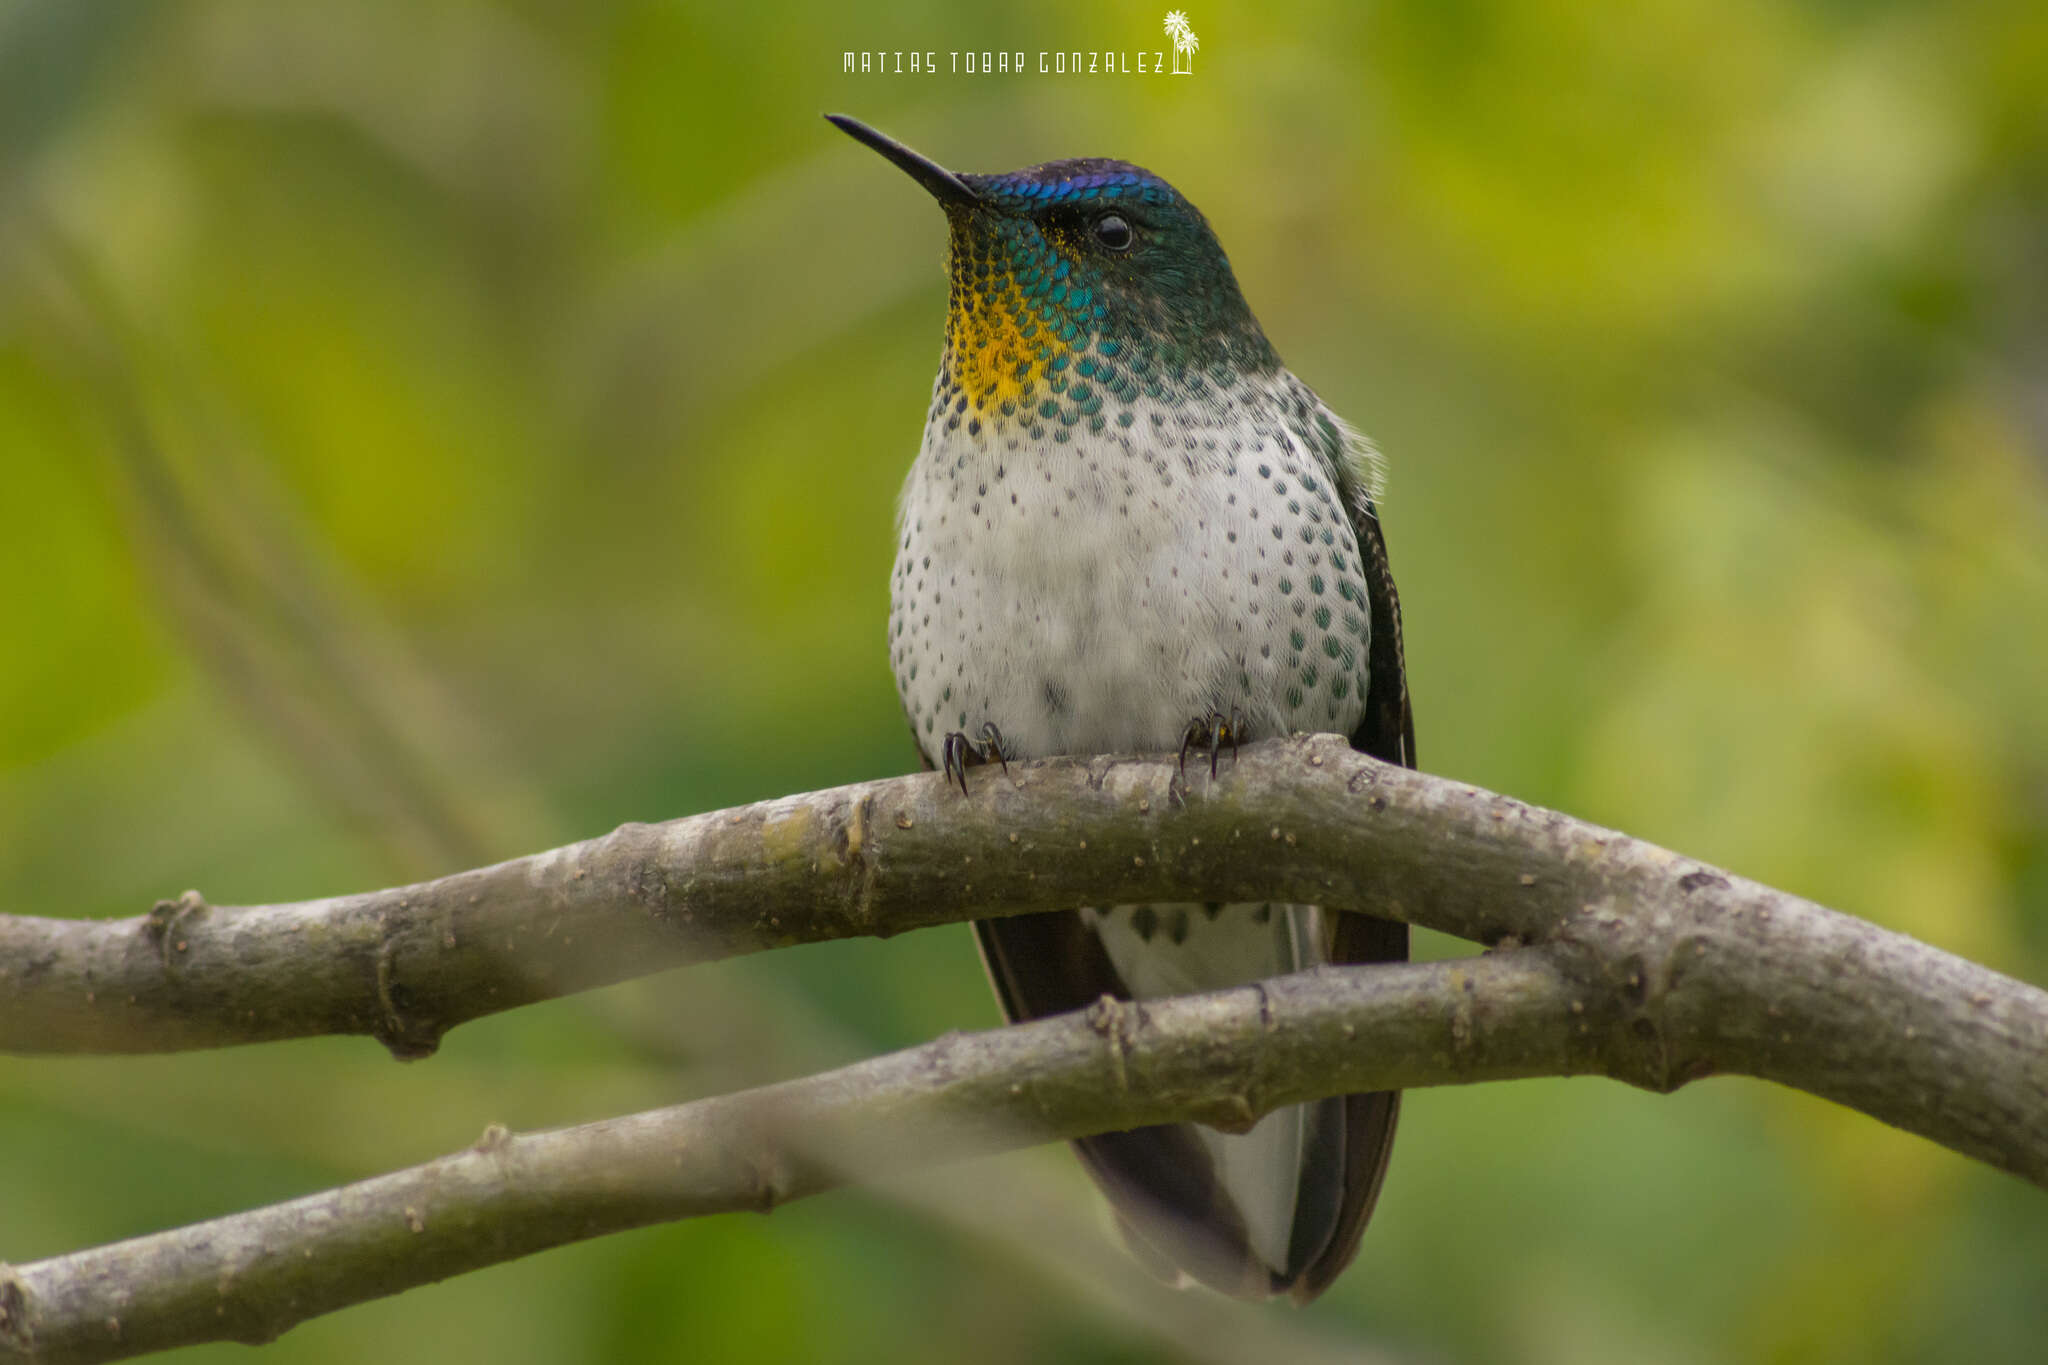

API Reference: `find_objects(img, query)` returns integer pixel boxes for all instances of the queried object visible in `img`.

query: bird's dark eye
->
[1093,214,1134,251]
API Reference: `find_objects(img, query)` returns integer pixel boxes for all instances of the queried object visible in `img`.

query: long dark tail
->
[973,907,1405,1301]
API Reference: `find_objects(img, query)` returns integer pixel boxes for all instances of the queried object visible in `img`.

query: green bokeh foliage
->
[2,2,2045,1361]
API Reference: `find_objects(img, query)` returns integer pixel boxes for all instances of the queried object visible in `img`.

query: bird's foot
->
[940,722,1009,796]
[1177,705,1243,782]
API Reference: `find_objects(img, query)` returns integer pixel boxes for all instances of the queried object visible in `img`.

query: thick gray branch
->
[2,949,1571,1363]
[3,734,2047,1360]
[5,735,2046,1182]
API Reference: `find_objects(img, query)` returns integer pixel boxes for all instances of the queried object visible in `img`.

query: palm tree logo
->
[1165,11,1199,75]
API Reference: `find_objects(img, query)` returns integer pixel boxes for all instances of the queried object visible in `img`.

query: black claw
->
[1179,707,1244,783]
[940,723,1009,796]
[940,731,968,796]
[979,722,1010,778]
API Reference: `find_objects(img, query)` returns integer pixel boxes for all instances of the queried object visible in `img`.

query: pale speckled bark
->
[2,735,2046,1360]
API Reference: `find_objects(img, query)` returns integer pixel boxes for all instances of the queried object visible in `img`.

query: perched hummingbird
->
[830,114,1414,1304]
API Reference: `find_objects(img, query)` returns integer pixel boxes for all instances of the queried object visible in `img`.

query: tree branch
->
[1,948,1572,1363]
[6,735,2046,1177]
[4,735,2046,1361]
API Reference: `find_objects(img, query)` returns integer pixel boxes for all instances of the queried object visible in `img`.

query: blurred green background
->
[3,1,2047,1361]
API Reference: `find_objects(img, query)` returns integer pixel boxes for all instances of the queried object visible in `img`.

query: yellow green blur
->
[2,3,2046,1363]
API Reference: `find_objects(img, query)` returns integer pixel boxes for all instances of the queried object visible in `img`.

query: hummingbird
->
[830,114,1414,1304]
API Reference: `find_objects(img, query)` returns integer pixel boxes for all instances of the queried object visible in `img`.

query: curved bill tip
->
[825,114,979,207]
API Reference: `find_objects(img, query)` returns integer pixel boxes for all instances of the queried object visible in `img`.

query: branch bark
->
[2,948,1573,1363]
[3,734,2046,1361]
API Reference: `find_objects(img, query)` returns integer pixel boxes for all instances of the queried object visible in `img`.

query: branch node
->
[751,1154,797,1212]
[143,889,209,970]
[1085,994,1136,1092]
[473,1123,513,1155]
[842,794,879,927]
[371,920,443,1062]
[1199,1093,1260,1135]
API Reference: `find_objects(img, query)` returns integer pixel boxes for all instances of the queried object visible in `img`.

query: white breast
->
[890,390,1373,763]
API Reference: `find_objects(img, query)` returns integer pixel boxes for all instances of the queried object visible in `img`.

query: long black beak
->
[826,114,980,207]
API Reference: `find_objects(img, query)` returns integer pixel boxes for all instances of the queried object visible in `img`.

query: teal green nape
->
[824,114,1279,442]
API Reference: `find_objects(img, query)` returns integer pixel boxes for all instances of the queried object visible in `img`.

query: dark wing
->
[1348,493,1416,769]
[1290,480,1413,1301]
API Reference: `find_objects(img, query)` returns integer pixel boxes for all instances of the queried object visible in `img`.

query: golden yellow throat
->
[945,278,1070,410]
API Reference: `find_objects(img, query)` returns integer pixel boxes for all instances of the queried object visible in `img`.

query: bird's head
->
[829,115,1279,435]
